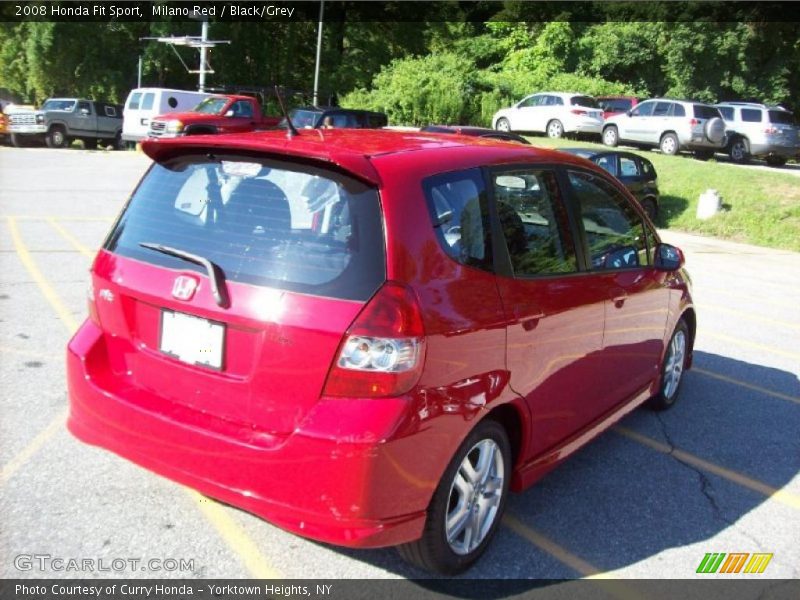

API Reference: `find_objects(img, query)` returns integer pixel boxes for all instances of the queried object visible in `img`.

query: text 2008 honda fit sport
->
[68,130,695,574]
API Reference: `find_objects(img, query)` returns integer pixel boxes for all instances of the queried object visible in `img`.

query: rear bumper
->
[748,142,798,159]
[67,320,429,548]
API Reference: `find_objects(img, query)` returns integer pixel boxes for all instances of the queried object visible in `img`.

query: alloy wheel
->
[662,329,686,400]
[445,438,505,555]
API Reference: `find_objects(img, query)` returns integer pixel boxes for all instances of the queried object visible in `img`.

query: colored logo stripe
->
[697,553,773,574]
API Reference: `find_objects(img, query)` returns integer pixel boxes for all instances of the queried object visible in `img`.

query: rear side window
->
[492,170,577,276]
[742,109,763,122]
[653,102,671,117]
[568,171,648,270]
[127,93,142,110]
[693,105,721,119]
[423,169,492,272]
[104,105,117,117]
[619,156,640,177]
[571,96,598,108]
[105,154,385,301]
[718,106,734,121]
[768,110,795,125]
[672,104,686,117]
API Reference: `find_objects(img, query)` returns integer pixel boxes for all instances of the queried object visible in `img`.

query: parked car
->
[281,106,388,129]
[67,129,694,575]
[602,98,726,157]
[597,96,641,120]
[7,98,123,148]
[715,102,799,166]
[148,94,282,138]
[492,92,604,138]
[561,148,660,220]
[123,88,213,144]
[421,125,531,144]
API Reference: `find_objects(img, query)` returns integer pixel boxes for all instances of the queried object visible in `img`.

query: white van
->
[122,88,212,143]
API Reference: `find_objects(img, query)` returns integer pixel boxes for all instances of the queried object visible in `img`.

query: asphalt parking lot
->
[1,147,798,582]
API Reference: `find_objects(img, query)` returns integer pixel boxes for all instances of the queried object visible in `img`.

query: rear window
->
[105,153,385,301]
[603,98,633,112]
[693,105,722,119]
[768,110,795,125]
[571,96,599,109]
[127,93,142,110]
[141,93,155,111]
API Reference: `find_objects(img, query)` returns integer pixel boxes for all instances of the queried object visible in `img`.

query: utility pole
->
[312,0,325,106]
[199,20,209,92]
[140,16,230,92]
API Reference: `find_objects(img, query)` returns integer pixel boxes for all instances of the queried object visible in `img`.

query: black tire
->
[765,155,787,167]
[602,126,619,147]
[10,133,27,148]
[495,117,511,132]
[693,150,714,161]
[641,197,658,222]
[397,418,511,575]
[546,119,564,139]
[83,138,98,150]
[647,319,690,411]
[659,133,679,156]
[728,137,750,164]
[46,126,68,148]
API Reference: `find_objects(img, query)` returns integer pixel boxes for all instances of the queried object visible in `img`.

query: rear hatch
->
[767,109,799,147]
[692,104,725,144]
[92,151,385,434]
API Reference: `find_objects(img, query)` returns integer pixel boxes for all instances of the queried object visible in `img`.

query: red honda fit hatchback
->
[67,129,694,574]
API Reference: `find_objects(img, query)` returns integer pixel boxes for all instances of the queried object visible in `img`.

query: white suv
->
[602,99,726,157]
[715,102,799,166]
[492,92,603,139]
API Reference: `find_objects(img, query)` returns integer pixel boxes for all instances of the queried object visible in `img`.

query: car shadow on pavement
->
[656,194,689,228]
[320,350,799,585]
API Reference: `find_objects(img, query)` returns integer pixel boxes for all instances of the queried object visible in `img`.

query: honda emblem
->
[172,276,198,301]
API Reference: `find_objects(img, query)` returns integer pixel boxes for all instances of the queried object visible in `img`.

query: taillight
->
[322,282,426,398]
[689,118,700,127]
[764,126,778,135]
[87,280,100,325]
[570,109,586,115]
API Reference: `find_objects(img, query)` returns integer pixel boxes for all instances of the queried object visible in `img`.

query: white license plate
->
[160,310,225,369]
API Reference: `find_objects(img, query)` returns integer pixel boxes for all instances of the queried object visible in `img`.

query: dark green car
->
[561,148,660,221]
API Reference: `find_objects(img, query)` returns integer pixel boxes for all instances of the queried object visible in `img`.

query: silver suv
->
[602,99,726,157]
[715,102,799,166]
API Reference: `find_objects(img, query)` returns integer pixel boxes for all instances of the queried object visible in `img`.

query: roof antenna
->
[275,85,299,139]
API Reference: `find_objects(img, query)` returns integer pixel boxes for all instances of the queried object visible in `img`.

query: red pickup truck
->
[147,94,281,138]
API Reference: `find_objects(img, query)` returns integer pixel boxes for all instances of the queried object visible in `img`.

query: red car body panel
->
[67,129,694,548]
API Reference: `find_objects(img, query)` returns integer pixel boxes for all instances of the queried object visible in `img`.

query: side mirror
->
[654,243,684,271]
[224,109,235,118]
[626,109,633,117]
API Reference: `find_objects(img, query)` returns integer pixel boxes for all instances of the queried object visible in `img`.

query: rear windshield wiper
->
[139,243,230,308]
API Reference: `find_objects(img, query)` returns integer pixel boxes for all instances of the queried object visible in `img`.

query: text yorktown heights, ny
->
[15,584,334,597]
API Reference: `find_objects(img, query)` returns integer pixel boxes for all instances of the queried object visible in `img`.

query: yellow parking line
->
[503,516,640,599]
[504,515,601,576]
[693,367,800,406]
[46,217,94,257]
[6,215,114,222]
[0,409,67,484]
[695,303,800,331]
[188,491,282,578]
[615,427,800,510]
[6,216,281,578]
[699,287,797,310]
[0,345,61,361]
[702,331,800,361]
[7,217,79,333]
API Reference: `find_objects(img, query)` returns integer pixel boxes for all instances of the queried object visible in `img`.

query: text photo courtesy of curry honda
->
[1,0,799,593]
